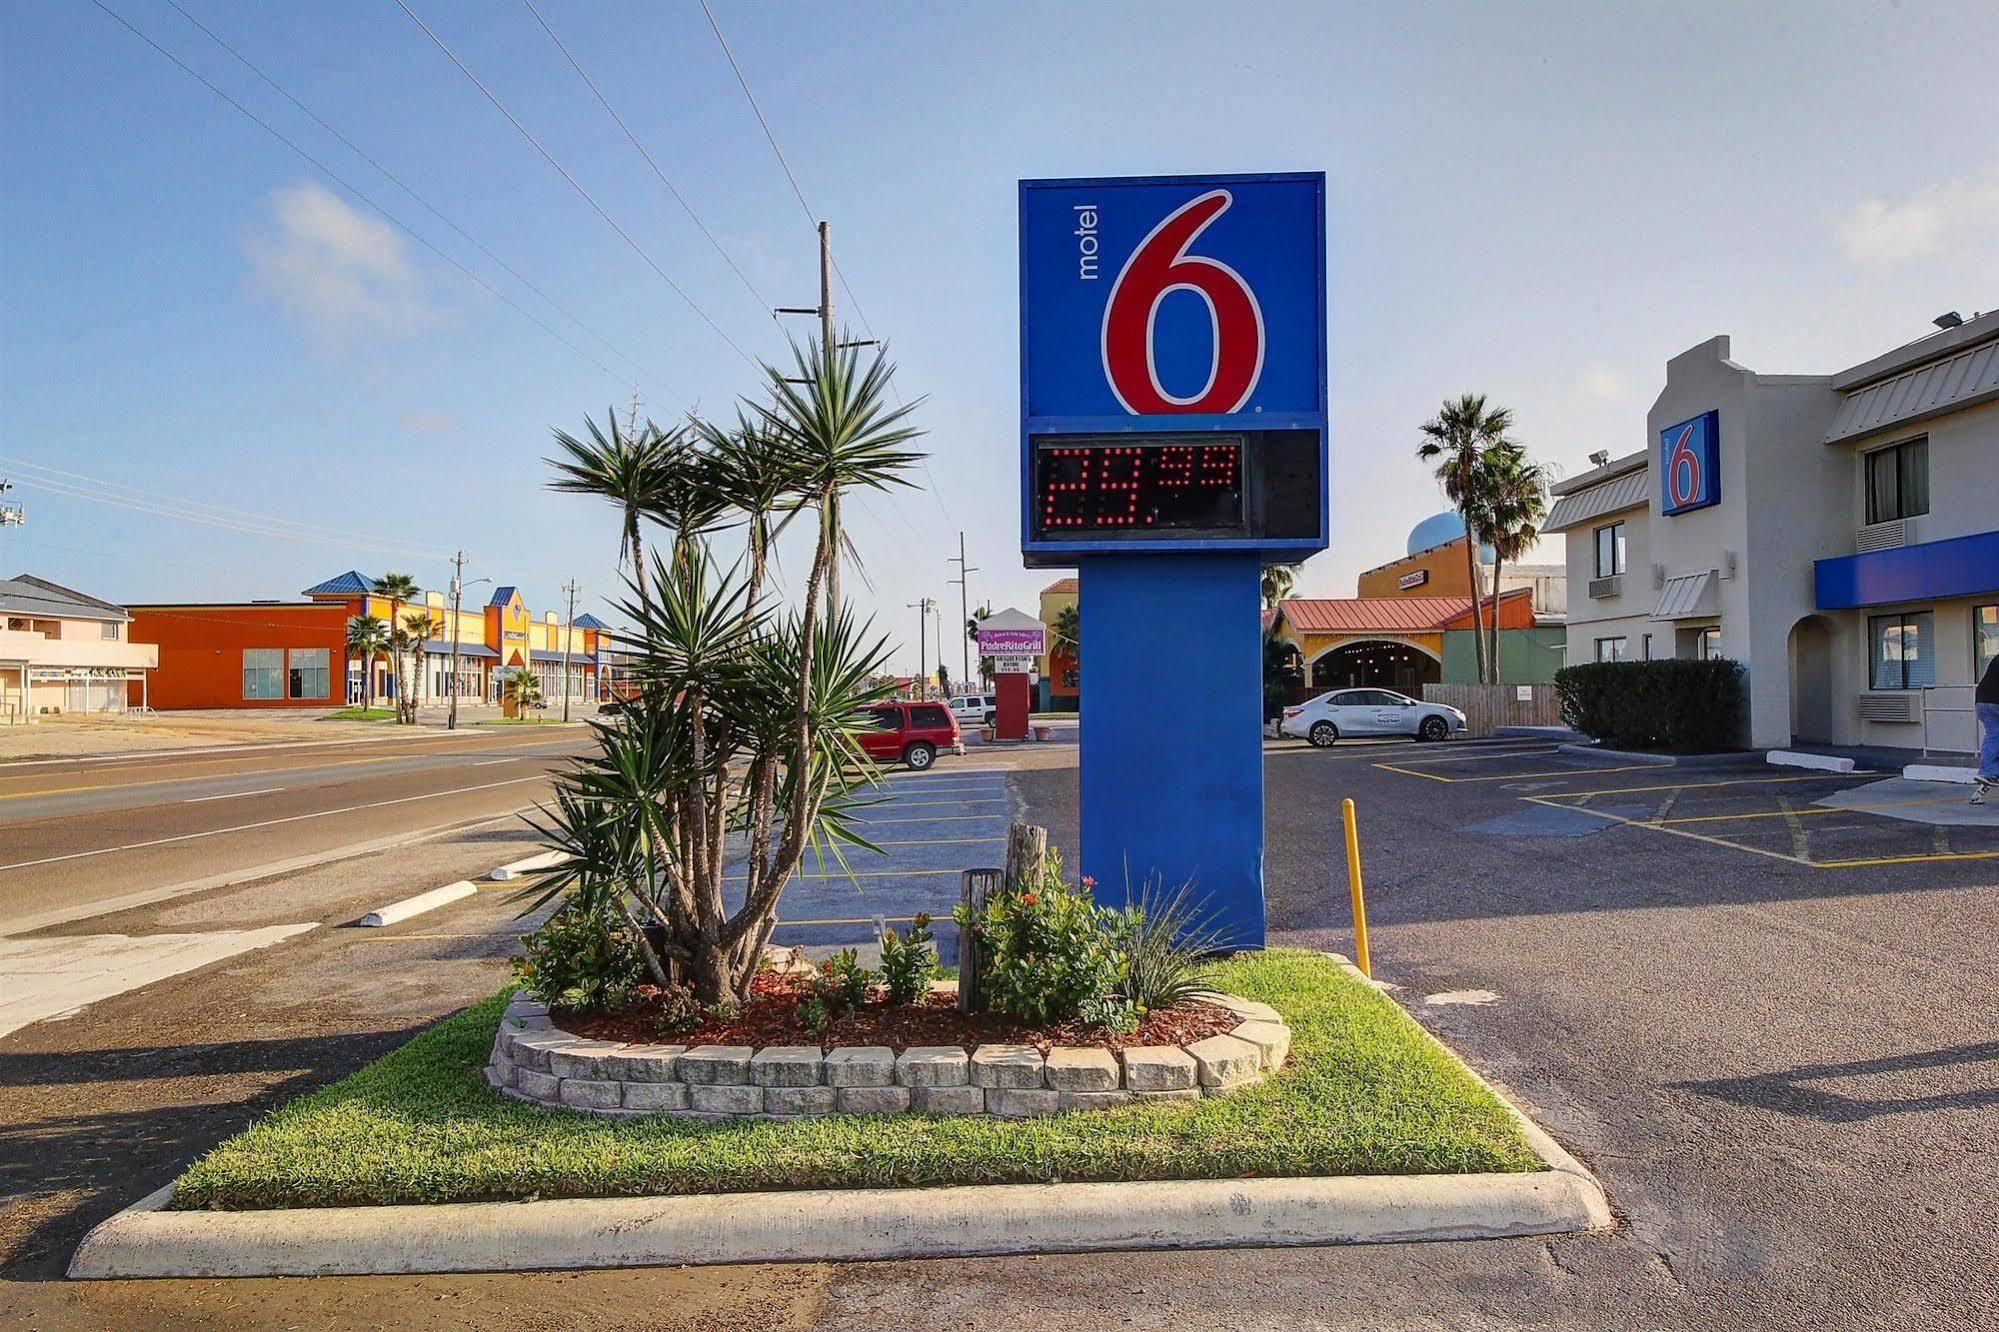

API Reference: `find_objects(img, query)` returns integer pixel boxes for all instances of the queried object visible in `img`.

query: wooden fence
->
[1422,683,1566,737]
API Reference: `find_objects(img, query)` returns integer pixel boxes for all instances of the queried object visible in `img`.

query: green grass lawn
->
[323,707,395,722]
[169,950,1541,1211]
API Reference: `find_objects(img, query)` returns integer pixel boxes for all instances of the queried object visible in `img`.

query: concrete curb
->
[487,850,570,882]
[357,881,478,928]
[1556,742,1748,768]
[1493,725,1582,742]
[70,1166,1607,1279]
[1904,763,1977,785]
[1767,750,1856,773]
[65,963,1612,1278]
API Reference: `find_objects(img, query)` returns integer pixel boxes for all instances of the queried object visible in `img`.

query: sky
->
[4,0,1998,677]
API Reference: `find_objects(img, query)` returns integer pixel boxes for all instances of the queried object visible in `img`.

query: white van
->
[948,693,997,726]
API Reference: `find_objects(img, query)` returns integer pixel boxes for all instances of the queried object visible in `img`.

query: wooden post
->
[1004,823,1048,892]
[957,868,1002,1014]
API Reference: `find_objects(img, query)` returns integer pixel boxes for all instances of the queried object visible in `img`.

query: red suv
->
[857,701,963,770]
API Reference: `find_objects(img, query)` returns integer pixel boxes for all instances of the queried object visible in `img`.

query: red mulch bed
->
[555,970,1238,1055]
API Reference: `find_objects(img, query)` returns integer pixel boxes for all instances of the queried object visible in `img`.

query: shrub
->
[795,949,878,1035]
[1111,877,1229,1017]
[629,982,705,1038]
[879,913,936,1006]
[513,904,647,1014]
[1553,658,1747,752]
[955,848,1127,1026]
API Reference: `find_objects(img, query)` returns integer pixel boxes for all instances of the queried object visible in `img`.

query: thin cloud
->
[1572,360,1628,404]
[245,182,443,353]
[1837,164,1999,267]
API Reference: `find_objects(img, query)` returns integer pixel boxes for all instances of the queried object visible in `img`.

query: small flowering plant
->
[954,847,1129,1027]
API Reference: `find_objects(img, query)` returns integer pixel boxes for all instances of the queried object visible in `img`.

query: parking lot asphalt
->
[992,736,1999,1330]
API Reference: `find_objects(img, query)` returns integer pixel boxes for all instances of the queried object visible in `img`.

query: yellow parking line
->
[1381,746,1567,767]
[865,837,1003,846]
[1377,762,1667,784]
[1811,848,1999,869]
[870,799,1009,809]
[1535,772,1872,800]
[1522,795,1812,865]
[849,814,1008,826]
[1644,794,1965,826]
[722,868,963,882]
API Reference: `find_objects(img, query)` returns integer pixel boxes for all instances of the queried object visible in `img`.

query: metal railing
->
[1920,684,1977,757]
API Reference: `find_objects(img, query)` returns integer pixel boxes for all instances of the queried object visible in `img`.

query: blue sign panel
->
[1020,172,1327,564]
[1659,409,1721,516]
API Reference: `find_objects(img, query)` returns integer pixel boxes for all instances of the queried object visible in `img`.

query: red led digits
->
[1038,440,1242,533]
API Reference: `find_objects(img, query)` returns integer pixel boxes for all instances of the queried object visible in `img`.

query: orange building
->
[126,571,605,710]
[1271,589,1537,693]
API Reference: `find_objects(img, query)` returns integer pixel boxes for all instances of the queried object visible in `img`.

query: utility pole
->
[558,577,580,723]
[0,479,22,529]
[446,550,466,732]
[778,222,880,627]
[905,596,936,698]
[946,531,978,689]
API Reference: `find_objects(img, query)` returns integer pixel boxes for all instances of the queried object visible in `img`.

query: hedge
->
[1553,658,1747,752]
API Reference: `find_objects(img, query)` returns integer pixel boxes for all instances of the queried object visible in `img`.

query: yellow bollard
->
[1341,797,1371,978]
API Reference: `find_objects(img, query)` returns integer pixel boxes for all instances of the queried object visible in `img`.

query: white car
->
[1279,689,1467,746]
[948,692,997,726]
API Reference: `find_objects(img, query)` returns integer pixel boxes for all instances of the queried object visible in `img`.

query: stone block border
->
[484,990,1291,1121]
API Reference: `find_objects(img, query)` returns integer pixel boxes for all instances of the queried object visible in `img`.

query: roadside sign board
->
[992,655,1035,675]
[1019,172,1328,566]
[1660,409,1721,516]
[978,628,1046,657]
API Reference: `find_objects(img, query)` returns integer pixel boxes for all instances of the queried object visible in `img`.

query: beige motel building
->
[1546,308,1999,754]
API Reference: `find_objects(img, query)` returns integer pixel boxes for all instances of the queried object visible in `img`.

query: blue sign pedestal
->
[1078,553,1265,950]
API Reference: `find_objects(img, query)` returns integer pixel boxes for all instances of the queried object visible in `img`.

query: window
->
[100,621,120,641]
[1593,522,1626,577]
[1641,633,1653,661]
[243,648,283,700]
[1976,604,1997,675]
[288,648,330,700]
[1696,627,1722,660]
[1595,636,1629,662]
[1868,611,1935,690]
[1864,438,1928,524]
[911,704,951,728]
[868,706,900,731]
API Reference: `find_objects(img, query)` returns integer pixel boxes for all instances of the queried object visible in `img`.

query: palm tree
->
[1417,394,1516,684]
[966,601,995,686]
[398,611,438,721]
[1053,603,1080,668]
[344,614,388,711]
[1260,563,1297,610]
[1476,443,1550,684]
[371,573,418,718]
[504,658,543,717]
[547,410,678,613]
[760,334,924,624]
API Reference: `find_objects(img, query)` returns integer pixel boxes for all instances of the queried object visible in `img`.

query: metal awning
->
[1652,570,1719,620]
[1824,335,1999,445]
[1543,466,1650,533]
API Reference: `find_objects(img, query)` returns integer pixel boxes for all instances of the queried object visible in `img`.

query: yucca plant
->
[521,335,923,1004]
[1111,875,1232,1016]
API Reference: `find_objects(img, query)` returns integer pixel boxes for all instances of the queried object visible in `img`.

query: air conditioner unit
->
[1857,519,1912,554]
[1856,692,1920,724]
[1587,575,1623,600]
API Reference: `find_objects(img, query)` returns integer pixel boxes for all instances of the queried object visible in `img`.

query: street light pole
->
[905,596,936,698]
[447,551,465,732]
[559,577,579,723]
[946,531,978,691]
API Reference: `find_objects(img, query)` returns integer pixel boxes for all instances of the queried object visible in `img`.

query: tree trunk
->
[1488,555,1504,684]
[823,490,842,622]
[1461,529,1488,683]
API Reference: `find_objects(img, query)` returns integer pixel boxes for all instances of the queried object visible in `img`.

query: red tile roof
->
[1041,577,1079,595]
[1279,588,1532,634]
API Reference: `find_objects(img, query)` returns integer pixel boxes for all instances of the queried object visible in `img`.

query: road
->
[5,731,1995,1328]
[0,727,587,935]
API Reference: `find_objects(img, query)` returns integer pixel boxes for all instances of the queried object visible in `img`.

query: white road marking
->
[184,787,285,803]
[1423,989,1502,1007]
[470,758,515,767]
[0,775,549,875]
[0,923,317,1037]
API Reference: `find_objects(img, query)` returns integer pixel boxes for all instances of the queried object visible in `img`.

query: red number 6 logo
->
[1667,423,1702,506]
[1101,190,1265,414]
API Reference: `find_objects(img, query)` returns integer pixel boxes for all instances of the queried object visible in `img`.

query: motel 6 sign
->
[1019,172,1328,566]
[1659,409,1721,516]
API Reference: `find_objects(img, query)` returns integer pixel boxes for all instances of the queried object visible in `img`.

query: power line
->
[520,0,773,320]
[694,1,957,533]
[88,0,635,392]
[393,0,761,371]
[696,0,814,231]
[1,460,450,561]
[161,0,656,385]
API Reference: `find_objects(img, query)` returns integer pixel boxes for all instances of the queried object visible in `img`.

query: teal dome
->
[1408,511,1494,562]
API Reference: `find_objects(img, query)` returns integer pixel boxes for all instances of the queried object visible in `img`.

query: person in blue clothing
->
[1975,652,1999,806]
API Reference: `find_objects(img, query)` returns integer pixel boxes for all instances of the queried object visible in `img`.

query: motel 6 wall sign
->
[1659,409,1721,516]
[1019,172,1328,566]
